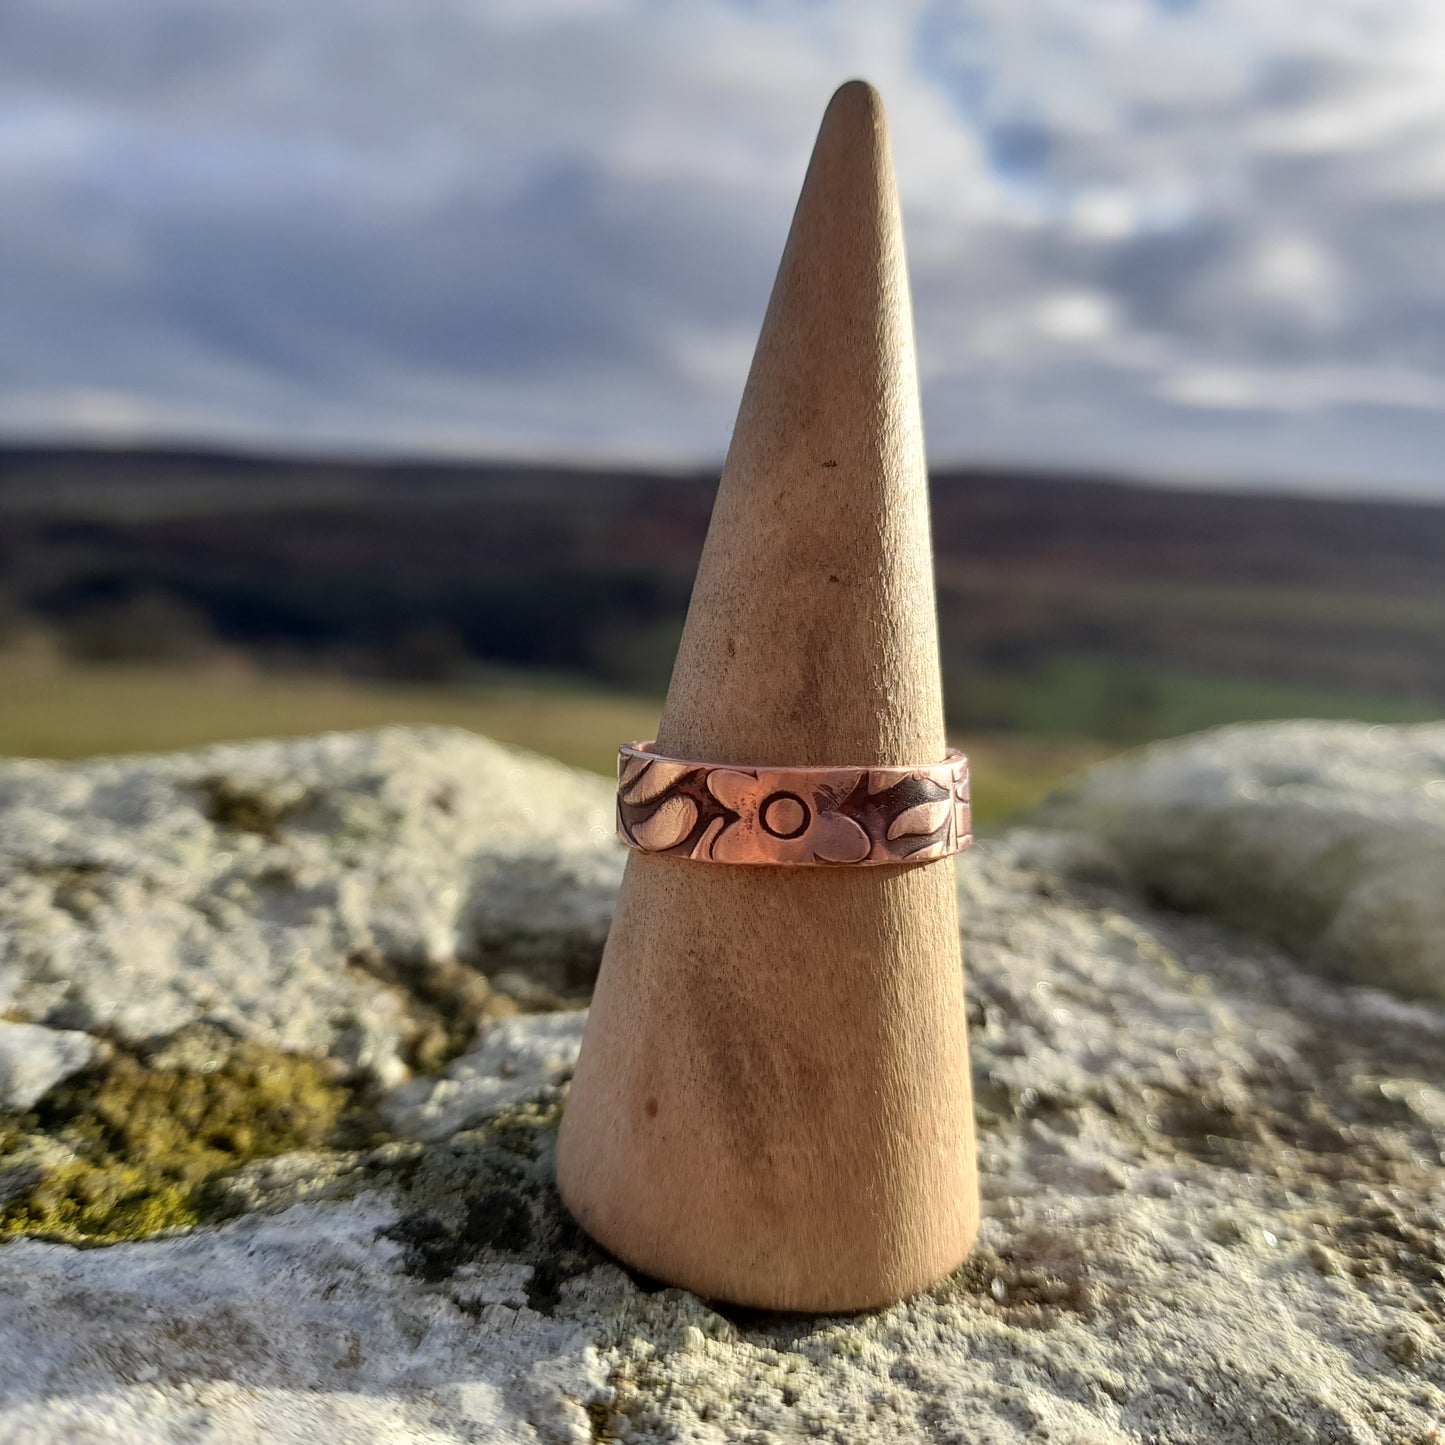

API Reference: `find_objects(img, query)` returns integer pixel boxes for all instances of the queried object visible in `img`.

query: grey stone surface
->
[0,726,1442,1443]
[385,1011,587,1143]
[0,727,622,1083]
[0,1020,94,1111]
[1037,720,1445,1001]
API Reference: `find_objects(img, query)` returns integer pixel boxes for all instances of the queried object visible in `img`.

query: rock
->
[0,727,622,1083]
[0,1197,610,1442]
[1,726,1442,1442]
[385,1011,588,1142]
[0,1021,95,1111]
[1037,720,1445,1001]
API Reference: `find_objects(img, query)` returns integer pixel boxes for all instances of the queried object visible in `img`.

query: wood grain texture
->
[556,79,980,1312]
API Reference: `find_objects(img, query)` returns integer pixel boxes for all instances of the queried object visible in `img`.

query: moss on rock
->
[3,1162,201,1241]
[380,1096,605,1314]
[0,1035,379,1245]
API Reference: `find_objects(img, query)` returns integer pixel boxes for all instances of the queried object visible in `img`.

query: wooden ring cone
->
[556,79,980,1312]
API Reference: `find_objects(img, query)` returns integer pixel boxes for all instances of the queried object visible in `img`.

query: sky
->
[4,0,1445,497]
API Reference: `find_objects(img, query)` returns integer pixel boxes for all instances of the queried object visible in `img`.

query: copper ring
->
[615,741,971,867]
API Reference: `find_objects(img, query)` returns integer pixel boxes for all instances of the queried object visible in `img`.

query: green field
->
[0,658,1114,827]
[950,655,1439,743]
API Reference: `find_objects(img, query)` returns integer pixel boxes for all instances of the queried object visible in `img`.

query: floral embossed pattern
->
[615,742,971,867]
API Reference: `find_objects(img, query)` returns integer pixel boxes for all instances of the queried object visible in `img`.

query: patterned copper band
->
[615,741,971,867]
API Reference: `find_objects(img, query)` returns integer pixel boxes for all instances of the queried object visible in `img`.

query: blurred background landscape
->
[3,2,1443,826]
[4,442,1440,824]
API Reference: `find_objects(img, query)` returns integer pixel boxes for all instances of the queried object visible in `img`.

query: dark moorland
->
[2,444,1442,742]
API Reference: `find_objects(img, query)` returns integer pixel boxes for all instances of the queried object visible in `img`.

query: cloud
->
[2,0,1445,494]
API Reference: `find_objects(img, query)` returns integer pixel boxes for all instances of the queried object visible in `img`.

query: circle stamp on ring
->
[615,740,971,866]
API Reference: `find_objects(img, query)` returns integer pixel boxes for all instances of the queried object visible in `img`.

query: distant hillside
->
[1,444,1441,740]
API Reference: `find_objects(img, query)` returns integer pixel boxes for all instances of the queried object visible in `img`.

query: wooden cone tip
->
[825,77,886,126]
[810,79,890,183]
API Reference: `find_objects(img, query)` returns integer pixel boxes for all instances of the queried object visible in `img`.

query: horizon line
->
[2,428,1442,510]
